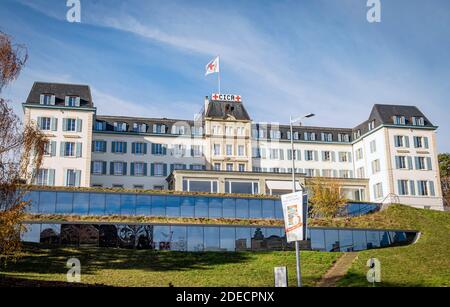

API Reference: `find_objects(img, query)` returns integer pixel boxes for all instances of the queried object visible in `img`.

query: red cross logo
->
[235,95,241,102]
[208,63,216,71]
[212,94,219,100]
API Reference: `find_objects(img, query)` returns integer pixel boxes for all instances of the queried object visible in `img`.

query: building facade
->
[23,82,444,210]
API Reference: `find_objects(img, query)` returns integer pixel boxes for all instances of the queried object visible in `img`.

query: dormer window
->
[113,122,127,132]
[95,121,106,131]
[353,130,361,140]
[40,94,55,105]
[153,124,166,134]
[338,133,350,142]
[412,117,425,126]
[171,125,186,135]
[133,123,147,133]
[321,133,333,142]
[368,120,375,131]
[393,115,406,125]
[270,130,281,139]
[192,126,203,136]
[65,96,80,107]
[287,131,299,140]
[304,132,316,141]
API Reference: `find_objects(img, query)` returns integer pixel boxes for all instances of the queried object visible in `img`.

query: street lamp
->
[289,113,315,288]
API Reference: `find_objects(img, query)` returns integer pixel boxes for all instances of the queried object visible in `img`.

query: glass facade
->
[22,223,417,253]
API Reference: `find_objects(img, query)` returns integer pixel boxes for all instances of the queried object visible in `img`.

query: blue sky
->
[1,0,449,152]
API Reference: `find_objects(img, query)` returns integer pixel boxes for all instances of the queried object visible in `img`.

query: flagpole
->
[218,55,221,94]
[218,70,221,94]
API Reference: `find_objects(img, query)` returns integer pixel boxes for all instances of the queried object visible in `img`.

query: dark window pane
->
[209,198,222,218]
[380,231,393,247]
[339,230,354,252]
[40,224,60,245]
[136,225,153,249]
[136,195,151,216]
[235,227,251,251]
[154,226,171,250]
[105,194,120,215]
[121,194,136,215]
[180,197,195,217]
[251,227,266,251]
[99,225,118,247]
[89,193,105,215]
[195,197,208,218]
[366,231,381,249]
[79,225,99,246]
[393,231,407,243]
[189,181,211,192]
[21,224,41,243]
[171,226,187,251]
[265,228,283,250]
[73,192,89,215]
[39,192,56,214]
[324,229,340,252]
[236,199,249,219]
[187,226,204,252]
[249,199,262,219]
[56,192,73,214]
[152,196,166,216]
[220,227,235,251]
[311,229,326,251]
[222,198,235,218]
[230,182,253,194]
[262,200,275,219]
[61,224,79,246]
[204,227,220,251]
[352,230,367,251]
[166,196,180,217]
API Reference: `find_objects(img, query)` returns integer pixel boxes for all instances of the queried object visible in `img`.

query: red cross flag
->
[205,56,220,76]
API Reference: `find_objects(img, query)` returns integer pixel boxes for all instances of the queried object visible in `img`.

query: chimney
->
[204,96,210,116]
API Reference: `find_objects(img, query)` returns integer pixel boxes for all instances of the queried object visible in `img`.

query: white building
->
[23,82,444,210]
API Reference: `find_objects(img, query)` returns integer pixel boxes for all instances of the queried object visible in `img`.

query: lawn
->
[0,244,340,287]
[311,204,450,287]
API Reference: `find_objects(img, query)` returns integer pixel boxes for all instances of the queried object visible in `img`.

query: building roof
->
[205,100,251,121]
[25,82,94,108]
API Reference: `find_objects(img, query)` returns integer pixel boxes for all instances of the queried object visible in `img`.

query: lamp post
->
[289,113,315,288]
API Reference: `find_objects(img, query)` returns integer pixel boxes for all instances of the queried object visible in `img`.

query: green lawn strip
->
[0,244,340,287]
[311,205,450,287]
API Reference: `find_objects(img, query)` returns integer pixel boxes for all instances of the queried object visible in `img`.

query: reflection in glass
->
[61,224,79,245]
[40,224,60,244]
[89,193,105,215]
[249,199,262,219]
[188,226,204,252]
[56,192,73,214]
[262,200,275,219]
[136,225,153,249]
[105,194,121,215]
[222,198,235,218]
[79,225,99,246]
[235,227,251,251]
[23,191,39,213]
[220,227,235,251]
[380,231,393,247]
[21,224,41,243]
[121,194,136,216]
[166,196,181,217]
[154,226,171,250]
[264,228,283,250]
[236,199,249,219]
[194,197,208,218]
[171,226,187,251]
[99,225,118,247]
[136,195,152,216]
[208,198,222,218]
[311,229,326,251]
[73,192,89,215]
[204,227,220,251]
[251,227,266,251]
[324,229,340,252]
[180,197,195,217]
[274,200,283,220]
[117,225,137,248]
[339,230,354,252]
[39,192,56,214]
[366,231,381,249]
[352,230,367,251]
[152,196,166,217]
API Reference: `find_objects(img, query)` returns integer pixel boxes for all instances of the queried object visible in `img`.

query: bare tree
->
[307,177,348,219]
[0,31,46,262]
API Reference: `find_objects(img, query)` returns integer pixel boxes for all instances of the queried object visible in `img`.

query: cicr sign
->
[211,93,242,102]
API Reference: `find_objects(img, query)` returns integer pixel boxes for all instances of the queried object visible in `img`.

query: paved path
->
[317,253,358,287]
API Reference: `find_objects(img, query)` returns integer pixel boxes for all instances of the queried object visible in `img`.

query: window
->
[132,162,146,176]
[394,135,409,148]
[152,163,166,177]
[63,142,76,157]
[153,185,164,191]
[339,170,352,178]
[238,164,245,172]
[238,145,245,156]
[132,142,147,155]
[270,130,281,139]
[133,123,147,133]
[39,117,52,130]
[225,126,233,136]
[322,151,331,162]
[372,160,381,174]
[190,164,204,171]
[373,183,383,199]
[112,141,127,154]
[322,169,333,177]
[153,124,166,134]
[192,126,203,136]
[213,144,221,156]
[113,122,127,132]
[151,143,167,155]
[111,162,126,176]
[305,169,315,177]
[43,141,56,156]
[65,169,80,187]
[398,180,409,196]
[370,140,377,153]
[226,145,233,156]
[64,118,77,132]
[65,96,79,107]
[41,94,54,105]
[415,157,426,170]
[226,163,233,171]
[396,156,407,169]
[305,150,314,161]
[112,184,124,189]
[357,167,365,178]
[236,127,245,136]
[191,145,202,157]
[321,133,333,142]
[418,181,428,196]
[355,148,363,160]
[270,149,280,160]
[92,161,105,175]
[133,185,144,190]
[412,117,425,126]
[172,125,186,135]
[35,169,53,186]
[213,163,221,171]
[212,125,221,135]
[93,140,107,153]
[368,120,375,131]
[353,130,361,140]
[95,121,106,131]
[225,181,259,195]
[339,152,350,163]
[338,133,350,142]
[393,115,406,125]
[304,132,316,141]
[287,131,299,140]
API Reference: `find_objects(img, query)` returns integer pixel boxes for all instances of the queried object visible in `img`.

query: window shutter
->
[404,136,410,148]
[48,169,55,186]
[64,170,68,186]
[287,150,292,160]
[331,152,336,162]
[75,97,80,107]
[163,145,168,155]
[429,181,435,196]
[51,118,58,131]
[410,181,416,196]
[62,119,68,132]
[122,163,127,176]
[397,180,402,195]
[76,143,82,158]
[170,164,174,173]
[424,137,429,149]
[163,164,168,176]
[102,162,107,175]
[51,141,57,157]
[414,137,419,148]
[415,157,420,170]
[76,119,82,132]
[39,95,44,105]
[394,136,399,147]
[102,141,107,153]
[60,142,65,157]
[349,170,354,178]
[348,152,353,163]
[37,117,42,129]
[65,96,69,106]
[151,143,156,155]
[143,163,148,176]
[110,162,114,175]
[150,163,155,176]
[75,170,81,187]
[132,143,136,154]
[314,151,319,161]
[426,157,432,170]
[123,142,127,154]
[130,163,135,176]
[395,156,400,169]
[407,156,413,170]
[143,143,147,155]
[90,161,94,174]
[111,142,116,153]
